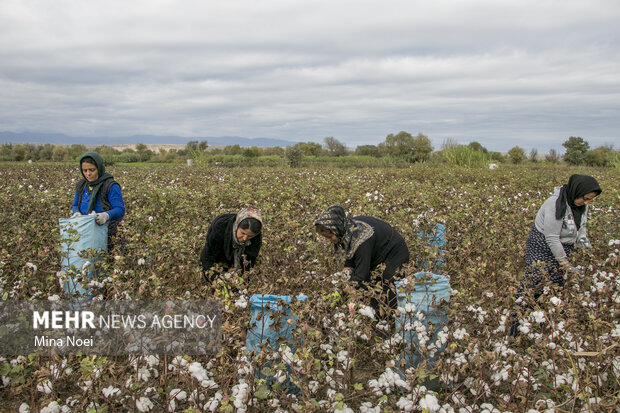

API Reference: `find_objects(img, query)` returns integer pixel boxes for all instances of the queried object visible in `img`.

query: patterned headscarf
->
[232,206,263,269]
[315,205,374,259]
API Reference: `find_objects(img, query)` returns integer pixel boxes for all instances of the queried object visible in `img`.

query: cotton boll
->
[37,380,53,394]
[135,397,154,412]
[359,306,375,319]
[102,386,121,397]
[418,394,440,412]
[532,311,546,324]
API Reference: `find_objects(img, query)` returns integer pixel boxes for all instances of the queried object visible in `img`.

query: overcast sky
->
[1,0,619,152]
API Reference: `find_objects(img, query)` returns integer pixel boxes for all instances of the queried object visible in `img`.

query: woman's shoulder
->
[210,213,236,229]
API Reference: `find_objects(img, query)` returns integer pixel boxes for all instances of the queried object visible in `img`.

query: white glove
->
[71,212,82,218]
[95,212,109,225]
[576,237,592,249]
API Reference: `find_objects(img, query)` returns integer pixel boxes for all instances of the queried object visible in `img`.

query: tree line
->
[0,133,617,167]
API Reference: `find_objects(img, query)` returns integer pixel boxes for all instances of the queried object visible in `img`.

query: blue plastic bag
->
[246,294,306,353]
[395,272,450,371]
[59,215,108,302]
[246,294,307,392]
[417,223,446,271]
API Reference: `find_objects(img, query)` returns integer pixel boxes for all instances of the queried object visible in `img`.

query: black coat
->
[344,216,409,284]
[200,214,262,277]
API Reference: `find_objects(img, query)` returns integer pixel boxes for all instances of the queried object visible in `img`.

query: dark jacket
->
[344,216,409,284]
[200,214,262,278]
[73,178,125,237]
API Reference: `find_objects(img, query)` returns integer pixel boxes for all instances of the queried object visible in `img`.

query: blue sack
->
[246,294,307,393]
[417,223,446,271]
[246,294,306,353]
[394,272,450,371]
[59,215,108,302]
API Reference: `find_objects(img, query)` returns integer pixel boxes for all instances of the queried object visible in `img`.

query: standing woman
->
[315,205,410,318]
[200,207,263,284]
[71,152,125,250]
[517,174,602,302]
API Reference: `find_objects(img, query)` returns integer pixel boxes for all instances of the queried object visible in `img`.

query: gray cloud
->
[1,0,619,152]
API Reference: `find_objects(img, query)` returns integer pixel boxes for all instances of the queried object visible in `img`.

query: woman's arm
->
[347,242,373,285]
[105,183,125,221]
[71,190,80,214]
[244,233,262,270]
[542,213,570,265]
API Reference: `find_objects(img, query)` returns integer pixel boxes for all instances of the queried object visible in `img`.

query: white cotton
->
[550,296,562,306]
[418,394,440,412]
[39,401,61,413]
[453,328,468,340]
[532,311,546,324]
[170,389,187,400]
[102,386,120,397]
[136,397,154,412]
[37,380,53,394]
[359,306,376,319]
[188,362,208,382]
[235,296,248,309]
[18,403,30,413]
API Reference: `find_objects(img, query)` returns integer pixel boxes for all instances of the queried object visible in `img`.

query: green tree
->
[293,142,323,157]
[545,149,560,164]
[243,146,263,158]
[468,141,488,153]
[13,144,36,161]
[411,133,433,162]
[324,137,347,156]
[355,145,381,157]
[379,131,414,158]
[68,144,87,161]
[285,146,303,167]
[379,131,432,162]
[562,136,590,165]
[507,146,525,164]
[263,147,285,156]
[52,145,68,161]
[0,143,13,160]
[529,148,538,163]
[223,145,242,155]
[36,144,54,161]
[585,145,614,167]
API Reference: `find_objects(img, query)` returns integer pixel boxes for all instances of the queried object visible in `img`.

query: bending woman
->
[517,174,602,302]
[315,205,410,316]
[200,207,263,284]
[71,152,125,250]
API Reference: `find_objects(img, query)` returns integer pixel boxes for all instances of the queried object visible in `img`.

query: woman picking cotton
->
[315,205,410,328]
[200,207,263,285]
[71,152,126,250]
[516,174,602,304]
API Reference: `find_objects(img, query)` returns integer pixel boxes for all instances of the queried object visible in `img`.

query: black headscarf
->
[79,152,114,213]
[315,205,374,259]
[555,174,601,228]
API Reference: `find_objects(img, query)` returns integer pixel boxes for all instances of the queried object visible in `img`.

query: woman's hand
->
[562,263,583,280]
[95,212,109,225]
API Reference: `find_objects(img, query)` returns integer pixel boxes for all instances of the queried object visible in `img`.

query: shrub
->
[442,144,490,167]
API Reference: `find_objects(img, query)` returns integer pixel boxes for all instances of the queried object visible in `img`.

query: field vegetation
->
[0,162,618,412]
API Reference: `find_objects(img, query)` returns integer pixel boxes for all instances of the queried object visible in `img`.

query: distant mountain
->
[0,131,302,147]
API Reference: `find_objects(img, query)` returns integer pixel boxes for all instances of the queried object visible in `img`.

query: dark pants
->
[510,225,574,336]
[369,242,410,319]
